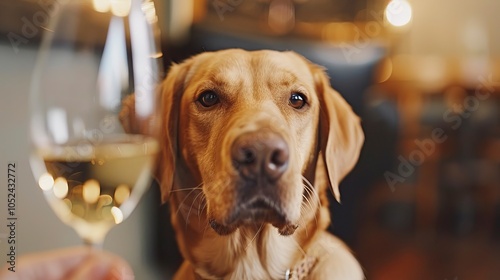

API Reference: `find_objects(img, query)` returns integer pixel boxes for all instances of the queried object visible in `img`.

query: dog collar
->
[284,255,318,280]
[194,255,317,280]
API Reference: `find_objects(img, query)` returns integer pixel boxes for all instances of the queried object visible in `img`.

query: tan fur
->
[123,49,365,279]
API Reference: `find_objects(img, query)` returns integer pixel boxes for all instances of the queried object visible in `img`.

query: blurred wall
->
[398,0,499,57]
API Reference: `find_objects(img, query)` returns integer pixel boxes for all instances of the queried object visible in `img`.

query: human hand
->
[0,246,134,280]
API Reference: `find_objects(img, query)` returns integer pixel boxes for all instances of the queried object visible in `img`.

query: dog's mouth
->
[208,196,298,236]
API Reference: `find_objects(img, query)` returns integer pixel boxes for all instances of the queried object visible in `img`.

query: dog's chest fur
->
[189,225,302,279]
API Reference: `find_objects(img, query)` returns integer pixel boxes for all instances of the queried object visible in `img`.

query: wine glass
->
[29,0,162,248]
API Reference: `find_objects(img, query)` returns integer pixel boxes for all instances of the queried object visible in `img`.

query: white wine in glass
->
[30,0,162,248]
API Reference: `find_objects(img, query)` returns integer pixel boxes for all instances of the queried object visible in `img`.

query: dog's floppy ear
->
[155,61,193,203]
[312,66,364,203]
[119,61,191,203]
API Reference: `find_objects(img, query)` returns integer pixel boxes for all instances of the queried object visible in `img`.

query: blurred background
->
[1,0,500,279]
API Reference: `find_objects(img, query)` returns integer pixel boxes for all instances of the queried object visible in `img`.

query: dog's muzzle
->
[208,130,298,236]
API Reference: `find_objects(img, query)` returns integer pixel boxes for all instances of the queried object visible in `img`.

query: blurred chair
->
[417,86,500,235]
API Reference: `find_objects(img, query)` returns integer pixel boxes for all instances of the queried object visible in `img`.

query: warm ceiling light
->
[385,0,413,27]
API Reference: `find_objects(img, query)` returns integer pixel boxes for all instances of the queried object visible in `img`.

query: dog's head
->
[130,49,363,236]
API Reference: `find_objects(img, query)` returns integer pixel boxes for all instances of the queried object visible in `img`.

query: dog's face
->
[149,49,364,237]
[178,50,320,235]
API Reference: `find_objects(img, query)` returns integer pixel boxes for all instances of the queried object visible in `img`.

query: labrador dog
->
[122,49,364,279]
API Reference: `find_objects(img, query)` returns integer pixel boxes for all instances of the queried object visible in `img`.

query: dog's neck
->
[169,183,327,280]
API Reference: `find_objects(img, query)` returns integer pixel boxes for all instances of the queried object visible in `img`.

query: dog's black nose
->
[231,131,289,181]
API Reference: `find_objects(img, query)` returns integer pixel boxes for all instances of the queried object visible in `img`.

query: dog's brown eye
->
[289,92,307,109]
[198,91,220,107]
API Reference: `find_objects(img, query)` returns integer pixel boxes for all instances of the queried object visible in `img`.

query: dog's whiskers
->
[302,177,321,206]
[301,188,315,214]
[180,179,227,229]
[243,224,264,252]
[198,199,207,223]
[298,205,310,238]
[301,176,321,204]
[184,189,207,228]
[298,178,321,237]
[169,186,203,193]
[174,183,204,218]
